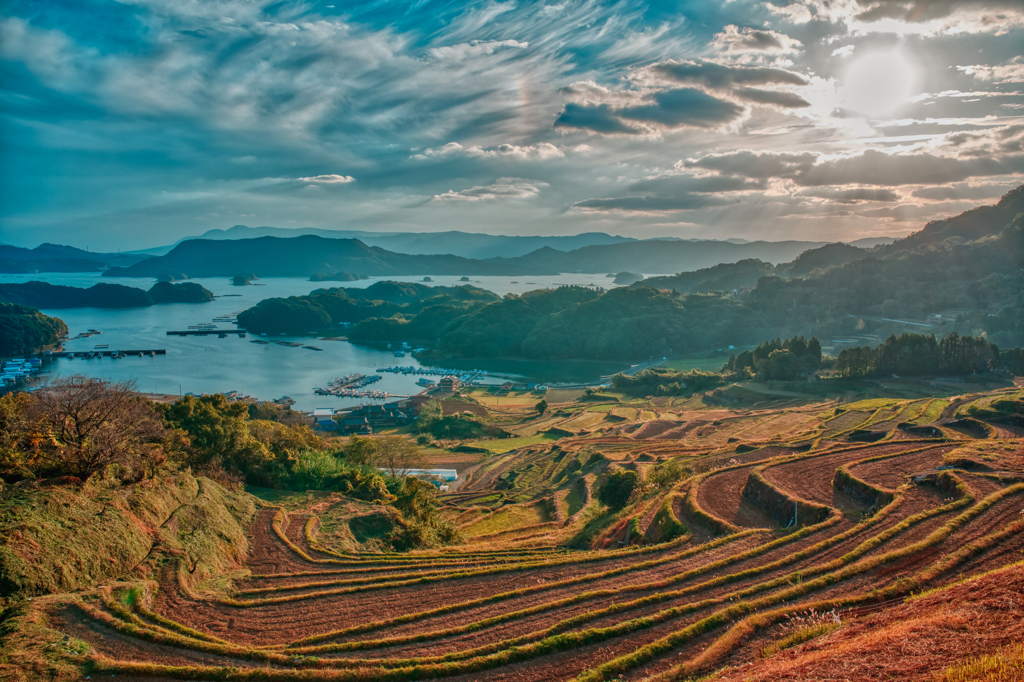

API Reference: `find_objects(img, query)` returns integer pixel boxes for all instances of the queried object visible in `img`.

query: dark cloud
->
[683,150,818,179]
[627,174,764,193]
[573,194,735,212]
[796,188,900,203]
[734,87,810,109]
[554,103,638,134]
[619,88,745,128]
[710,25,802,54]
[650,60,808,89]
[911,182,1015,200]
[797,149,1024,187]
[685,148,1024,187]
[853,0,1024,23]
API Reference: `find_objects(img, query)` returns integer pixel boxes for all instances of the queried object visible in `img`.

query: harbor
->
[48,349,167,358]
[167,329,246,337]
[314,373,399,399]
[377,365,488,385]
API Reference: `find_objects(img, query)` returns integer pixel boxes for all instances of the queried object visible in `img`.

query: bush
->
[599,469,640,510]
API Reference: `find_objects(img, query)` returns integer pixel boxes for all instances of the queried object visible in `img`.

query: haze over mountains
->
[143,225,893,259]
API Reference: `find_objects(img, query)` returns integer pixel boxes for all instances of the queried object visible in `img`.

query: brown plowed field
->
[37,389,1024,682]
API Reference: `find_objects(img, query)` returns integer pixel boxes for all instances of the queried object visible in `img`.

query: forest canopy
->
[0,303,68,356]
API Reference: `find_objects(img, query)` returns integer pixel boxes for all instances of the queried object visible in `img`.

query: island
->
[309,271,369,282]
[232,274,257,286]
[0,281,215,309]
[0,303,68,356]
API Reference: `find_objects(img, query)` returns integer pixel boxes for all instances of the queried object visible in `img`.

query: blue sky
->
[1,0,1023,251]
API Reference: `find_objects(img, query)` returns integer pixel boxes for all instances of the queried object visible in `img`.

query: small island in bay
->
[0,281,215,309]
[309,271,369,282]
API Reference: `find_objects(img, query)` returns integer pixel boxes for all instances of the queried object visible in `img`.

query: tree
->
[28,376,166,481]
[159,393,275,483]
[598,469,640,509]
[375,436,426,476]
[535,399,548,415]
[341,435,380,466]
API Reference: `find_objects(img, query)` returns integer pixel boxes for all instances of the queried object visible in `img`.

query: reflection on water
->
[2,272,629,410]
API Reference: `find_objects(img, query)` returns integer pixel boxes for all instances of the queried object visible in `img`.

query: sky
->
[1,0,1023,252]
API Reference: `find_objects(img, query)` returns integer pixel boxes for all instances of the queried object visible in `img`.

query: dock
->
[49,350,167,358]
[167,330,246,337]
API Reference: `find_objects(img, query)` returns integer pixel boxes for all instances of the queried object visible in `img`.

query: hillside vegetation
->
[0,304,68,357]
[0,281,214,309]
[2,374,1020,681]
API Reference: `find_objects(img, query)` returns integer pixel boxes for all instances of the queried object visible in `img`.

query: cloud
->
[297,174,355,184]
[767,0,1024,34]
[619,88,746,128]
[685,143,1024,187]
[555,103,640,134]
[734,87,810,108]
[572,194,736,212]
[911,182,1018,200]
[431,178,547,202]
[710,25,803,54]
[957,59,1024,83]
[683,150,818,179]
[911,89,1024,102]
[413,142,564,160]
[796,188,901,203]
[831,45,856,57]
[647,60,808,89]
[427,39,529,61]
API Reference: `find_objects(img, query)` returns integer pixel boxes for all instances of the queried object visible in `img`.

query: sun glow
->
[842,50,914,118]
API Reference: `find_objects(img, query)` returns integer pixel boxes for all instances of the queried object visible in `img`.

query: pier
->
[49,349,167,358]
[167,330,246,337]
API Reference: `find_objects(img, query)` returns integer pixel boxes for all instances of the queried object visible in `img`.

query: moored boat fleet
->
[1,358,43,387]
[314,373,391,398]
[377,365,487,385]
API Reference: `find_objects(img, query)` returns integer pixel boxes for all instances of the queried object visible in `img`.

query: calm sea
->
[2,272,629,410]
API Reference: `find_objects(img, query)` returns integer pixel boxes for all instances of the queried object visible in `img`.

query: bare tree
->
[375,435,426,477]
[29,376,166,481]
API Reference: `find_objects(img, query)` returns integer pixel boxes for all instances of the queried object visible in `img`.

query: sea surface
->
[2,272,630,411]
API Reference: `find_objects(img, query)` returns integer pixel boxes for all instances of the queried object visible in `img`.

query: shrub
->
[599,470,640,510]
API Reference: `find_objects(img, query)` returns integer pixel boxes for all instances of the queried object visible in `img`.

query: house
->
[439,375,462,392]
[339,417,372,435]
[345,404,411,427]
[312,407,336,428]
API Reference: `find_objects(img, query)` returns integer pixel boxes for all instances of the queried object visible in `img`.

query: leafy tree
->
[535,399,548,415]
[598,469,640,510]
[340,435,380,466]
[27,377,167,481]
[374,435,426,476]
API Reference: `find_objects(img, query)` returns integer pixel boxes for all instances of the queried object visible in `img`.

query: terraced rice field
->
[34,387,1024,681]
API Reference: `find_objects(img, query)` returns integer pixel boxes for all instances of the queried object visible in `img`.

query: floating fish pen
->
[377,365,487,382]
[316,374,383,395]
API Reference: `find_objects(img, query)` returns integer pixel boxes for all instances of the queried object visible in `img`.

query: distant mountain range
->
[489,239,876,275]
[4,228,897,278]
[0,243,149,273]
[102,233,899,279]
[103,236,548,278]
[133,225,638,259]
[133,224,894,260]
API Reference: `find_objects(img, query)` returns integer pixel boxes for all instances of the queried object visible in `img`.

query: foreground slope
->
[4,383,1021,681]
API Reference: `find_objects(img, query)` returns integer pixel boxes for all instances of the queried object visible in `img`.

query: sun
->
[842,50,914,118]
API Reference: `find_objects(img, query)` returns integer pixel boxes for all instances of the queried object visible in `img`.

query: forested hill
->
[487,239,840,274]
[0,243,149,273]
[0,281,214,308]
[236,281,499,335]
[342,188,1024,360]
[103,236,553,278]
[0,303,68,356]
